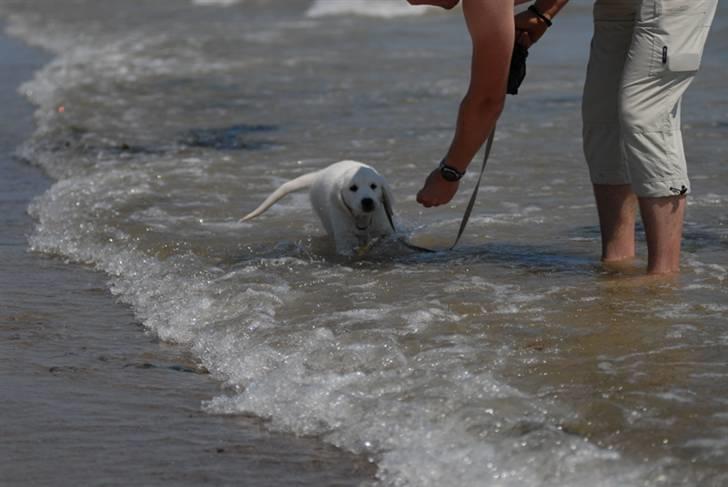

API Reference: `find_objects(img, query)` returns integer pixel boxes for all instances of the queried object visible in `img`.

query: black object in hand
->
[507,41,529,95]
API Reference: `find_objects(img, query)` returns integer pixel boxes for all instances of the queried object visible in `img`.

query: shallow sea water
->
[1,0,727,485]
[0,27,375,487]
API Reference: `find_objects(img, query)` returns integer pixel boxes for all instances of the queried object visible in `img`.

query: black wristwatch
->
[438,161,465,182]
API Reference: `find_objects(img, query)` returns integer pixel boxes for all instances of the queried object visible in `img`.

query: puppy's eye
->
[349,184,358,192]
[370,183,378,190]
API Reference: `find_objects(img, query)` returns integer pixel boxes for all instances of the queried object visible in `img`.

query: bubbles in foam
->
[306,0,433,18]
[191,0,242,6]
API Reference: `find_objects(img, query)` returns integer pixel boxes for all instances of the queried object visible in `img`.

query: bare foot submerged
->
[600,259,681,288]
[600,257,642,276]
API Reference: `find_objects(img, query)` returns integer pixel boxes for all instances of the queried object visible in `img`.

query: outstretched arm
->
[417,0,515,207]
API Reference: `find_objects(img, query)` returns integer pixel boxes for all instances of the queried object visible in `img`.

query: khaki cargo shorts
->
[582,0,718,198]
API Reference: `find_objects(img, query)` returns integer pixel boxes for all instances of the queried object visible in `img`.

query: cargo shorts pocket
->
[646,0,711,75]
[665,49,702,72]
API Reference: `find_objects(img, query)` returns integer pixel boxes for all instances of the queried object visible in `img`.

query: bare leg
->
[638,195,686,274]
[593,184,638,262]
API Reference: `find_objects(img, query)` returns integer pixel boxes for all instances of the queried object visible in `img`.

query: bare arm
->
[447,0,514,172]
[417,0,515,207]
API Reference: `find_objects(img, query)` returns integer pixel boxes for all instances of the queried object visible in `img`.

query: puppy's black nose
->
[361,198,375,213]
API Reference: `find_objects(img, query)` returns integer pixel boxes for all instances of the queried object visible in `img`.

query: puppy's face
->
[339,166,389,232]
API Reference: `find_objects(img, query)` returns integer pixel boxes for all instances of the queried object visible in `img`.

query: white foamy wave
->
[190,0,278,5]
[205,364,648,487]
[26,165,651,485]
[192,0,242,5]
[306,0,433,18]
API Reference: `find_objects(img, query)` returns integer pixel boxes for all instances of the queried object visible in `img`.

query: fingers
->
[417,170,458,208]
[517,30,533,48]
[416,189,437,208]
[513,11,534,31]
[417,187,451,208]
[417,186,445,208]
[514,12,548,47]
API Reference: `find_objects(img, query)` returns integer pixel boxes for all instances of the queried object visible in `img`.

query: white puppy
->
[240,160,396,254]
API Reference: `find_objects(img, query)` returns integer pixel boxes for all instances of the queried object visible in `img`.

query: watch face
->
[440,166,461,182]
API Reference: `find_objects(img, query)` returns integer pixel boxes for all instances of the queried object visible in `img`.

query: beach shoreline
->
[0,28,375,487]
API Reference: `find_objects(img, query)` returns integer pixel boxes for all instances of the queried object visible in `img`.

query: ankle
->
[646,262,680,275]
[602,246,635,263]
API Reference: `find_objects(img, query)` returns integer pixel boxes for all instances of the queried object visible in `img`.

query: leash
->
[394,126,496,253]
[392,38,527,253]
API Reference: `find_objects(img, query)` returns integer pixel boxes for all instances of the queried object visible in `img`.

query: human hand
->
[407,0,460,10]
[416,169,460,208]
[516,30,534,49]
[514,9,550,47]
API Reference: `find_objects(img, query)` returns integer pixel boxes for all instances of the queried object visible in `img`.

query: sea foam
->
[306,0,433,18]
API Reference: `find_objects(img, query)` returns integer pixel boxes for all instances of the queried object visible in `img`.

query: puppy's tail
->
[240,171,320,222]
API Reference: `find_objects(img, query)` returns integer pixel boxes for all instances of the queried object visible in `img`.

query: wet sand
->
[0,30,375,487]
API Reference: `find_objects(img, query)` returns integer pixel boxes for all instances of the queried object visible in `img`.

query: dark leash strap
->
[395,126,496,253]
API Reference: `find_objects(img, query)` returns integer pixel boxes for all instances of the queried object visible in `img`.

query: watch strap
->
[528,4,553,27]
[438,161,465,181]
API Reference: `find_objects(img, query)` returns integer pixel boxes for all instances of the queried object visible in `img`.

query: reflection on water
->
[506,281,728,480]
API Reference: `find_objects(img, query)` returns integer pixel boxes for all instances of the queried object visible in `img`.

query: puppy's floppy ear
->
[381,179,396,230]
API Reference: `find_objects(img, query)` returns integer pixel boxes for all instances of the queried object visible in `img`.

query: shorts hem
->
[589,173,631,186]
[632,179,690,198]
